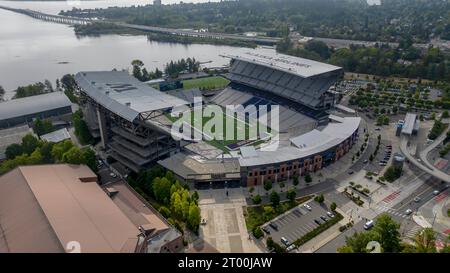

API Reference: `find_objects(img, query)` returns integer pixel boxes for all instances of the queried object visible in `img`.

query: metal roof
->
[401,113,417,135]
[75,71,188,122]
[239,117,360,167]
[228,48,342,78]
[0,92,72,121]
[240,146,258,158]
[40,128,71,143]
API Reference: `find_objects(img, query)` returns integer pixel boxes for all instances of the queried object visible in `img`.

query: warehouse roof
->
[40,128,71,143]
[228,49,342,78]
[0,92,72,122]
[75,71,188,122]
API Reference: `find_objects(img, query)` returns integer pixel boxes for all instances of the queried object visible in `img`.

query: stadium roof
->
[401,113,417,135]
[239,117,361,167]
[74,71,188,122]
[40,128,71,143]
[228,49,342,78]
[0,92,72,122]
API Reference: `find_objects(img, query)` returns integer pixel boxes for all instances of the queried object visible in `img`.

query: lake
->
[0,0,244,98]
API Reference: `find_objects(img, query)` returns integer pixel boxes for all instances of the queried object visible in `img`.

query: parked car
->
[262,226,270,234]
[320,215,328,222]
[303,204,312,211]
[327,211,335,218]
[286,244,297,252]
[281,237,290,246]
[314,219,322,225]
[363,159,368,164]
[364,220,374,230]
[109,172,117,178]
[269,222,279,231]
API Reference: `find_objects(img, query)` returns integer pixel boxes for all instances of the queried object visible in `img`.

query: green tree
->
[252,226,264,239]
[264,180,272,191]
[337,231,379,253]
[252,194,262,204]
[373,214,402,253]
[51,139,75,161]
[304,174,312,184]
[62,146,84,164]
[286,189,296,203]
[153,177,172,204]
[330,202,337,211]
[21,134,40,155]
[270,191,280,207]
[33,119,55,136]
[293,176,299,186]
[72,110,93,145]
[187,202,201,232]
[5,143,23,160]
[314,194,325,204]
[403,228,437,253]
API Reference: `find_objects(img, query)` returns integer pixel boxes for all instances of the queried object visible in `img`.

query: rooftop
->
[0,92,72,122]
[239,117,360,167]
[401,113,417,135]
[40,128,71,143]
[0,164,141,253]
[228,48,342,78]
[74,71,188,122]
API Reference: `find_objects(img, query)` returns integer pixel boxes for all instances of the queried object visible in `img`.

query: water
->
[0,0,239,98]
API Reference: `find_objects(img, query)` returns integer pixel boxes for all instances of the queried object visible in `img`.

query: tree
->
[81,147,97,172]
[314,194,325,204]
[62,146,84,164]
[21,134,40,155]
[51,139,74,161]
[5,143,23,160]
[293,176,299,186]
[72,110,93,145]
[264,180,272,191]
[269,191,280,207]
[152,177,172,204]
[187,202,201,232]
[286,189,296,203]
[330,202,337,211]
[369,154,374,162]
[383,166,402,182]
[337,231,379,253]
[33,119,55,136]
[373,214,402,253]
[252,227,264,239]
[304,174,312,184]
[252,194,262,204]
[403,228,437,253]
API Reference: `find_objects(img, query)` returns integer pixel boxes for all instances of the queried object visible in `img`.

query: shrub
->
[330,202,337,211]
[304,174,312,183]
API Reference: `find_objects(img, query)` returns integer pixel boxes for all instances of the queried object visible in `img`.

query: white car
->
[364,220,374,230]
[303,204,312,211]
[433,190,440,195]
[327,211,335,218]
[109,172,117,178]
[286,244,297,252]
[405,209,413,215]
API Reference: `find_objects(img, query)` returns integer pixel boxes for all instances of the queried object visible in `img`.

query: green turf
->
[166,108,274,152]
[181,76,230,90]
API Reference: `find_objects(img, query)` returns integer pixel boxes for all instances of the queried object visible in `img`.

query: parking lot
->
[261,201,334,249]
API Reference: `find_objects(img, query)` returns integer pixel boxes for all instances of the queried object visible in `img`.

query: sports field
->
[167,107,273,151]
[182,76,230,90]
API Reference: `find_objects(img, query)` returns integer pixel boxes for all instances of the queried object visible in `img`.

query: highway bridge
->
[0,5,280,45]
[0,5,93,25]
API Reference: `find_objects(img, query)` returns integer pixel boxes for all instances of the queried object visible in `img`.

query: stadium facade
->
[75,50,360,188]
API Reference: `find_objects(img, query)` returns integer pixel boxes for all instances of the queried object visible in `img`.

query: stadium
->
[75,49,361,189]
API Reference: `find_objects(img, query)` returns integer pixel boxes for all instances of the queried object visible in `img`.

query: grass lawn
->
[244,195,313,232]
[182,76,230,90]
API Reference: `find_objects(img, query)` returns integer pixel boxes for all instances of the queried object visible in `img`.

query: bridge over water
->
[0,5,280,45]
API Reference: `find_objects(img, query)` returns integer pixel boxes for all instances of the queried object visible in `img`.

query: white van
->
[364,220,374,230]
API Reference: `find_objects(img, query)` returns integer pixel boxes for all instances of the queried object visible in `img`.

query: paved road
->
[400,134,450,183]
